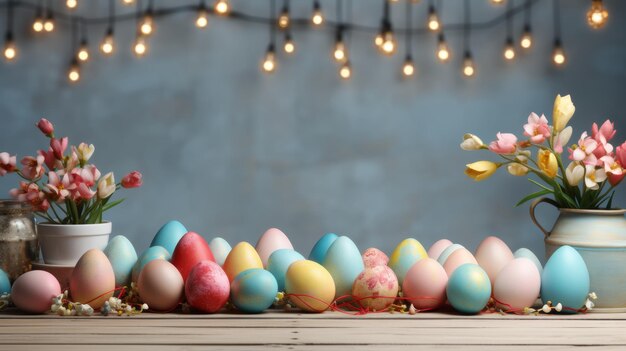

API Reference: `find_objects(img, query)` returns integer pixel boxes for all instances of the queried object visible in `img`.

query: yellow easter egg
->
[285,260,335,313]
[222,242,263,282]
[388,238,428,285]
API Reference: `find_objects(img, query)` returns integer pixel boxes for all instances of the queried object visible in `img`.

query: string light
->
[32,8,44,33]
[122,0,135,6]
[77,39,89,62]
[140,9,155,36]
[311,0,323,26]
[503,38,515,60]
[100,28,115,55]
[195,3,209,28]
[278,1,290,29]
[66,0,78,10]
[283,32,295,54]
[491,0,505,5]
[339,60,351,79]
[552,0,565,66]
[587,0,608,29]
[44,12,55,32]
[427,2,440,32]
[436,33,450,62]
[262,44,276,72]
[520,1,532,49]
[463,52,476,77]
[503,1,515,61]
[402,1,415,78]
[402,57,415,77]
[3,33,16,62]
[133,35,148,57]
[214,0,229,16]
[67,59,80,83]
[552,39,565,66]
[333,27,347,62]
[376,1,396,55]
[462,0,475,77]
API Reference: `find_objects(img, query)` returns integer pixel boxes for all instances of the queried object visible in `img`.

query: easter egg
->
[308,233,338,263]
[171,232,215,282]
[446,264,492,314]
[0,269,10,294]
[443,248,478,277]
[138,259,184,312]
[541,245,590,311]
[267,249,305,291]
[322,236,364,297]
[388,238,428,285]
[285,260,335,312]
[494,258,541,310]
[514,248,543,275]
[70,249,116,309]
[222,242,263,282]
[403,258,448,310]
[150,220,188,255]
[132,246,171,283]
[256,228,294,267]
[11,270,61,313]
[231,268,278,313]
[351,265,398,311]
[428,239,453,260]
[103,235,138,287]
[437,244,465,265]
[209,237,232,266]
[362,248,389,268]
[185,260,230,313]
[475,236,514,288]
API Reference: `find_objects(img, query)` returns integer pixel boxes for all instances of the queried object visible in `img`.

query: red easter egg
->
[185,260,230,313]
[171,232,216,282]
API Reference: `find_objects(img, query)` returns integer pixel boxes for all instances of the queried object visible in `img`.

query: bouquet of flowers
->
[461,94,625,209]
[0,118,142,223]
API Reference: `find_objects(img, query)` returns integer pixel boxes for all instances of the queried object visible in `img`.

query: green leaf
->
[606,191,615,209]
[102,198,125,212]
[528,178,553,192]
[515,189,553,207]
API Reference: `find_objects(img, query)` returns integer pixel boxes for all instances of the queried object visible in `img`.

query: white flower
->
[565,162,585,186]
[76,143,95,163]
[555,303,562,312]
[585,299,595,310]
[542,304,552,313]
[97,172,116,199]
[589,292,597,300]
[142,303,149,310]
[584,165,607,190]
[460,133,485,151]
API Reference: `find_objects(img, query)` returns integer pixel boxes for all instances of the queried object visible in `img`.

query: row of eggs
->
[4,220,590,315]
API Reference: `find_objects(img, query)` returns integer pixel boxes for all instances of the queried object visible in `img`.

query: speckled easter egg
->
[171,232,215,282]
[514,248,543,275]
[428,239,453,260]
[362,248,389,268]
[443,248,478,277]
[475,236,514,287]
[222,242,264,282]
[150,220,188,255]
[138,259,184,312]
[70,249,115,309]
[437,244,465,265]
[185,260,230,313]
[322,236,364,298]
[132,246,171,283]
[0,269,10,294]
[541,246,589,312]
[308,233,338,263]
[285,260,335,312]
[267,249,305,291]
[255,228,294,267]
[403,258,448,310]
[494,258,541,310]
[231,269,278,313]
[388,238,428,285]
[446,264,492,314]
[11,270,61,314]
[351,265,398,311]
[209,237,232,266]
[104,235,138,287]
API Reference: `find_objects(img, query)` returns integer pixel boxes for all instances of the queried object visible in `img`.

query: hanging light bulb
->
[402,56,415,77]
[490,0,505,5]
[32,12,44,32]
[140,11,154,36]
[196,6,209,28]
[67,59,81,83]
[339,60,351,79]
[100,28,115,55]
[503,38,515,60]
[520,25,532,49]
[311,1,323,26]
[122,0,134,5]
[261,44,276,73]
[43,12,55,32]
[552,39,566,66]
[427,5,440,32]
[333,29,347,62]
[66,0,78,10]
[380,31,396,55]
[374,31,383,47]
[283,33,295,54]
[214,0,229,15]
[278,5,290,29]
[133,35,148,57]
[587,0,608,29]
[436,33,450,62]
[462,51,475,77]
[3,32,17,61]
[77,39,89,62]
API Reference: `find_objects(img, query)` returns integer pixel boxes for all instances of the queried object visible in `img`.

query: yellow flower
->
[465,161,499,181]
[460,133,485,151]
[507,155,529,176]
[553,94,575,132]
[538,150,558,178]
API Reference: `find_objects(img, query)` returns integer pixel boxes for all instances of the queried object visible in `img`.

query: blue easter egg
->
[322,236,364,297]
[132,245,171,282]
[0,269,10,294]
[104,235,138,287]
[150,220,188,254]
[437,244,465,265]
[541,245,589,312]
[267,249,305,291]
[514,248,543,276]
[446,263,492,314]
[209,237,232,266]
[230,268,278,313]
[308,233,338,264]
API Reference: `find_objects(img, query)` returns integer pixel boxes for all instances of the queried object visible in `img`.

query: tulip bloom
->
[553,94,575,133]
[554,126,573,154]
[37,118,54,137]
[584,165,607,190]
[76,143,95,164]
[465,161,499,181]
[565,162,585,186]
[460,134,485,151]
[97,172,116,199]
[20,155,45,180]
[121,171,143,188]
[50,137,68,160]
[592,120,616,142]
[523,113,551,144]
[538,150,558,178]
[489,133,518,154]
[0,152,17,176]
[569,132,598,166]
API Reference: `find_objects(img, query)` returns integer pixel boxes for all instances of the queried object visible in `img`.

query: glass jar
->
[0,200,39,281]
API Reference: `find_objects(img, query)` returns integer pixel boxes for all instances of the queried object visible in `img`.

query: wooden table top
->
[1,309,625,350]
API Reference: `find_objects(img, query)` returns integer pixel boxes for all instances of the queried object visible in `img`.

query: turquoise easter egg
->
[541,245,589,312]
[209,237,232,266]
[309,233,338,264]
[437,244,465,265]
[230,268,278,313]
[267,249,305,291]
[150,220,188,254]
[514,248,543,275]
[322,236,364,297]
[132,246,171,283]
[104,235,138,287]
[388,238,428,285]
[0,269,10,294]
[446,264,492,314]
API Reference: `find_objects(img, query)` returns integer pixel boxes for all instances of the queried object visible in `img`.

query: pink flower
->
[10,182,49,212]
[592,120,616,142]
[50,137,68,160]
[70,165,100,188]
[74,183,96,200]
[489,133,518,154]
[121,171,143,189]
[569,132,598,166]
[523,113,551,144]
[0,152,17,176]
[38,148,60,171]
[615,141,626,167]
[45,171,75,202]
[20,155,45,180]
[601,156,624,187]
[37,118,54,137]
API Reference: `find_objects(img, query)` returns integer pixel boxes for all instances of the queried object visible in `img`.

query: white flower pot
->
[37,222,112,265]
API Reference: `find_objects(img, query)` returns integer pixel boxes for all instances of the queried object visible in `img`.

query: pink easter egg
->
[255,228,294,267]
[443,248,477,277]
[185,260,230,313]
[351,265,398,311]
[475,236,514,288]
[403,258,448,310]
[11,270,61,314]
[362,248,389,268]
[427,239,453,260]
[494,258,541,310]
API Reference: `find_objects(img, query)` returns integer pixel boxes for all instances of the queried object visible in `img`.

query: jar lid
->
[0,200,33,214]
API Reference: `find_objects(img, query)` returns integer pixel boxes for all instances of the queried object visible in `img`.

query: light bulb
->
[552,41,566,66]
[283,36,295,54]
[491,0,505,5]
[100,31,115,55]
[33,17,44,32]
[503,39,515,60]
[339,61,351,79]
[402,57,415,77]
[520,27,532,49]
[67,61,80,83]
[44,16,55,32]
[262,45,276,73]
[436,35,450,62]
[587,0,608,29]
[462,53,475,77]
[122,0,135,5]
[312,2,323,26]
[380,32,396,55]
[278,7,290,29]
[196,8,209,28]
[214,0,229,15]
[133,36,147,57]
[77,41,89,62]
[333,41,347,62]
[66,0,77,9]
[427,6,440,32]
[140,15,154,36]
[3,36,16,61]
[374,33,383,47]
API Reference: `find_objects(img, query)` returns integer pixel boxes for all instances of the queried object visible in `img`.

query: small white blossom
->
[542,304,551,313]
[585,299,595,310]
[141,303,149,310]
[589,292,597,300]
[555,303,563,312]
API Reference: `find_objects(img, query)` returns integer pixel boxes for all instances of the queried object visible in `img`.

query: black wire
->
[553,0,561,40]
[108,0,114,30]
[6,0,11,34]
[270,0,275,48]
[405,0,412,56]
[506,0,512,39]
[463,0,470,53]
[71,16,77,55]
[80,18,87,44]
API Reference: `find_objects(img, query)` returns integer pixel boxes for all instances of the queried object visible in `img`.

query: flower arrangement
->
[462,94,625,209]
[0,118,142,224]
